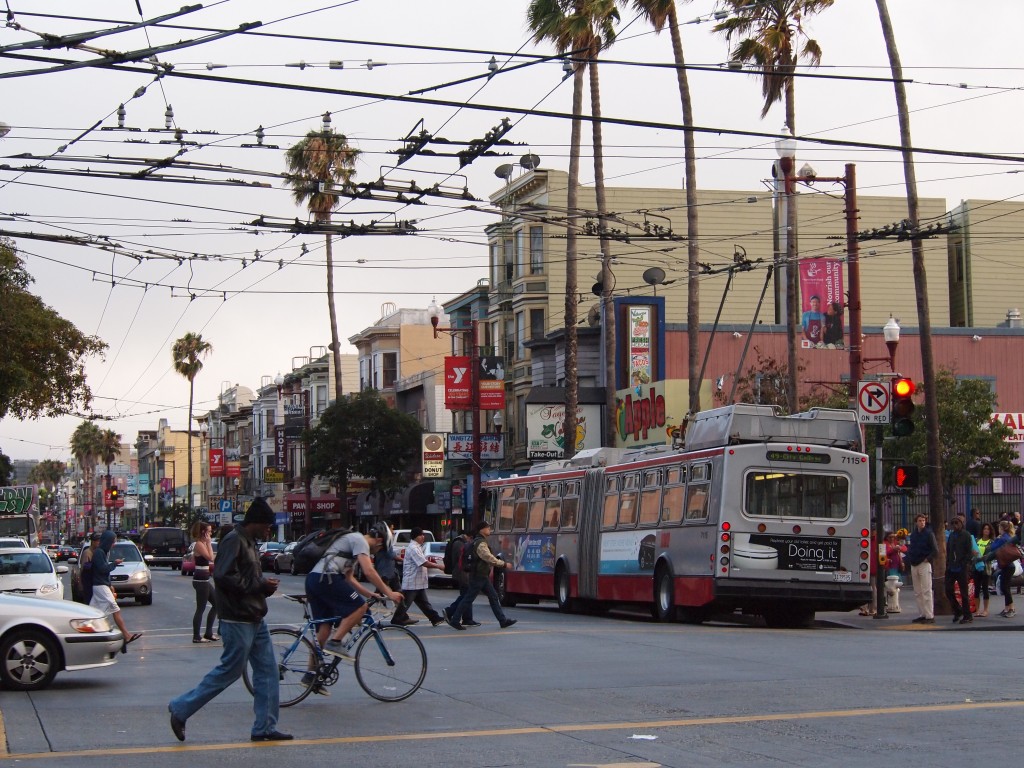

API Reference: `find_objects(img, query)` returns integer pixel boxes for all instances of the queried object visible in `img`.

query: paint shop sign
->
[749,534,841,571]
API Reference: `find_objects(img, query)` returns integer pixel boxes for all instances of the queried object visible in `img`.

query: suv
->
[139,527,189,569]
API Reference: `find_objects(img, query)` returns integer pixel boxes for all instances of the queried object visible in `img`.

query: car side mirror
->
[143,555,155,563]
[68,557,78,564]
[56,565,69,574]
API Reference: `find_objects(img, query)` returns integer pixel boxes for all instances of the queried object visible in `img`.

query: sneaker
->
[499,618,518,629]
[301,671,317,687]
[911,617,927,624]
[446,615,466,630]
[323,639,355,660]
[430,617,446,627]
[462,620,482,627]
[921,617,935,624]
[1000,608,1016,618]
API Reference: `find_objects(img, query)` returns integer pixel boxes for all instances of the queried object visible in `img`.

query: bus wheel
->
[555,566,575,613]
[495,569,517,608]
[653,566,676,622]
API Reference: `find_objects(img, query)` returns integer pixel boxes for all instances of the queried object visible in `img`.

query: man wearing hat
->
[447,520,517,630]
[389,527,445,627]
[168,498,291,743]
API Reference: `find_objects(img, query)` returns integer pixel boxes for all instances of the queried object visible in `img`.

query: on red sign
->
[209,449,225,477]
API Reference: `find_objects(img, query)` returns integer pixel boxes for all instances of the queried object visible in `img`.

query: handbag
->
[995,543,1022,568]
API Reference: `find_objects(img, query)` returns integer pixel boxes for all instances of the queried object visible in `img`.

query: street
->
[1,566,1021,767]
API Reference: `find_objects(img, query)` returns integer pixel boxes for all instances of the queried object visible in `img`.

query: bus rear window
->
[745,471,850,519]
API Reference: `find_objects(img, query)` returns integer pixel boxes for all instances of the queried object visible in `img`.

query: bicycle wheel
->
[353,625,427,702]
[242,628,317,707]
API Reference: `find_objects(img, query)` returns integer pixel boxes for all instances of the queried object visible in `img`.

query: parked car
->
[0,537,28,549]
[44,544,60,560]
[180,541,218,577]
[139,526,189,569]
[0,547,68,600]
[424,541,452,587]
[393,529,436,561]
[70,540,153,605]
[273,542,297,575]
[0,592,121,691]
[258,541,287,571]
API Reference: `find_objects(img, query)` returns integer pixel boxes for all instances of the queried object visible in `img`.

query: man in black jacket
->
[168,498,290,743]
[945,516,975,625]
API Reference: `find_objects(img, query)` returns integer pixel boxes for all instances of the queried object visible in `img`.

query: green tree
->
[892,370,1020,510]
[0,240,106,420]
[0,451,11,486]
[70,420,102,529]
[172,332,213,518]
[528,0,619,449]
[874,0,944,539]
[284,128,360,403]
[714,0,834,414]
[98,428,122,529]
[306,389,423,526]
[625,0,702,413]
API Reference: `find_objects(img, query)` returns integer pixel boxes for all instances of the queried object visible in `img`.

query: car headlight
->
[39,582,60,595]
[70,616,113,633]
[129,570,149,582]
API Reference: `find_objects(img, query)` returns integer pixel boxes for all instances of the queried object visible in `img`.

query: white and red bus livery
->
[483,404,872,628]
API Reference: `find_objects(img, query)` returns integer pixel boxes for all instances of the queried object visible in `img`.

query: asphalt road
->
[2,566,1021,767]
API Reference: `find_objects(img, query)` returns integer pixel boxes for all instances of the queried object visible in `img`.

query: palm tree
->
[29,459,66,536]
[625,0,701,413]
[70,420,102,531]
[528,0,620,448]
[98,428,121,528]
[284,127,360,403]
[715,0,834,413]
[873,0,944,554]
[172,332,212,520]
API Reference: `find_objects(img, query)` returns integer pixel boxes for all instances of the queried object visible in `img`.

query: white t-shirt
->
[310,532,369,576]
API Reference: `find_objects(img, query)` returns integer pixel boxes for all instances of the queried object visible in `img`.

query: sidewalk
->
[817,607,1024,631]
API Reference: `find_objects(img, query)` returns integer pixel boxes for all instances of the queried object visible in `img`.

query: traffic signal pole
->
[874,423,887,619]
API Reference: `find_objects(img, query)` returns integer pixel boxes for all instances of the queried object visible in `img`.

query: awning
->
[526,386,606,405]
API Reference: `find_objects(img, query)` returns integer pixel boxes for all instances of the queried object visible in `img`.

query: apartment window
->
[954,241,965,283]
[530,308,545,341]
[490,242,499,287]
[530,226,544,274]
[382,352,398,388]
[515,311,526,359]
[264,409,275,436]
[515,230,525,277]
[315,385,327,414]
[504,238,515,280]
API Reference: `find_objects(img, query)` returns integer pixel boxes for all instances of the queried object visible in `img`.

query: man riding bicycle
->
[304,525,403,661]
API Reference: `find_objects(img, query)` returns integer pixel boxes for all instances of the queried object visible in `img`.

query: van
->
[393,528,436,560]
[139,527,190,569]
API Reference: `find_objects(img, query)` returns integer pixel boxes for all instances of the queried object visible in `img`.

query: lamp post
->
[199,421,209,516]
[428,298,482,529]
[774,127,799,414]
[275,374,312,536]
[152,449,161,528]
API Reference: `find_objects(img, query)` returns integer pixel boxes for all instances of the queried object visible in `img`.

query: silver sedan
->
[0,593,122,691]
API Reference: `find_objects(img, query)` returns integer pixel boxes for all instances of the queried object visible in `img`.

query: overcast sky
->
[2,0,1022,462]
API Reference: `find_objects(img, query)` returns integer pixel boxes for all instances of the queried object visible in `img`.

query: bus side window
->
[602,476,619,529]
[685,463,711,522]
[528,485,546,531]
[544,482,561,529]
[561,481,579,529]
[618,473,639,528]
[512,487,529,530]
[498,487,515,531]
[639,470,661,526]
[661,466,686,525]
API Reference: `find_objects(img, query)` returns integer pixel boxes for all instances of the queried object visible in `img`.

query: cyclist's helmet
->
[369,523,390,543]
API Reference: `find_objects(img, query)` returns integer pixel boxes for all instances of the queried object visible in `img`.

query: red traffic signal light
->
[893,465,920,488]
[891,377,916,437]
[109,488,119,501]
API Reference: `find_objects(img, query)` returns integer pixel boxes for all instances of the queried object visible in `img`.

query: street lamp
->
[276,372,312,536]
[428,298,482,529]
[774,126,799,414]
[153,449,161,527]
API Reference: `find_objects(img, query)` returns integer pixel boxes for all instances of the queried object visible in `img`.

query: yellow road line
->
[3,699,1023,759]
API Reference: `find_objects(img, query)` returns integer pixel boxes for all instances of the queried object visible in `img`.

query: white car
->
[0,547,67,600]
[0,537,28,548]
[0,592,121,691]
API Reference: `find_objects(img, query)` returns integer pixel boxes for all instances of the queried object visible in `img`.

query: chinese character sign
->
[799,258,845,349]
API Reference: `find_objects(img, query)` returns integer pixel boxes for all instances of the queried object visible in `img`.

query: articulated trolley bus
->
[483,404,872,628]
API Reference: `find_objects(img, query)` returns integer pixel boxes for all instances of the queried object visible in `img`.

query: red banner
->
[444,356,472,410]
[226,461,241,479]
[209,448,225,477]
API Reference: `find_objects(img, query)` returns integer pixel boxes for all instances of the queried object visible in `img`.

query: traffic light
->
[109,488,119,502]
[893,465,920,488]
[891,377,916,436]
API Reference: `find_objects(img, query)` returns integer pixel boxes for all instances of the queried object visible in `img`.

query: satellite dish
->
[642,267,666,286]
[494,164,514,181]
[520,153,540,170]
[587,304,601,327]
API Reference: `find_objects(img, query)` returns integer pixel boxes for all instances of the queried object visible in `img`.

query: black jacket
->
[946,529,974,573]
[214,524,272,622]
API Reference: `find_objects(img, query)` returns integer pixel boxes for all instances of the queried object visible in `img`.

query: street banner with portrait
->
[478,355,506,410]
[799,258,845,349]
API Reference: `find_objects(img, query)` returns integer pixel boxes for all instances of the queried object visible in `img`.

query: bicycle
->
[242,594,427,706]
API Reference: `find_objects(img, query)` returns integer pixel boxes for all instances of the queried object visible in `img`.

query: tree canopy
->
[0,240,106,421]
[306,389,423,504]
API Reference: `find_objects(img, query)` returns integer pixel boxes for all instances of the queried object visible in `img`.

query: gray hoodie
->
[91,530,118,587]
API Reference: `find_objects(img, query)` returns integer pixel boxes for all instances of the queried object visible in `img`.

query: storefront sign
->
[993,413,1024,442]
[527,403,601,460]
[447,433,504,460]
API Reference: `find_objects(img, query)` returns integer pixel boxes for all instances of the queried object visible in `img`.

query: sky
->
[2,0,1023,462]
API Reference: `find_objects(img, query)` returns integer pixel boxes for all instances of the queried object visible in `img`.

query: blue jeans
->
[445,580,475,623]
[452,574,506,625]
[169,619,280,737]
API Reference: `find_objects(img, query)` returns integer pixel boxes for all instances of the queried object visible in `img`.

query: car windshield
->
[0,551,53,575]
[263,542,284,551]
[111,543,143,563]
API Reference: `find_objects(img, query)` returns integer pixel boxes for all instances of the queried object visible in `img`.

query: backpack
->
[462,537,482,574]
[291,527,351,575]
[442,537,456,575]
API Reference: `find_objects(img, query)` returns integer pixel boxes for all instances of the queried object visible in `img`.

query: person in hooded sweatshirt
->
[89,529,142,653]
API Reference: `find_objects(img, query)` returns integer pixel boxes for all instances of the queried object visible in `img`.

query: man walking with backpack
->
[447,521,516,630]
[443,529,478,628]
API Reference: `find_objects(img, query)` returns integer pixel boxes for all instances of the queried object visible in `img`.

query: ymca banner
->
[209,448,225,477]
[799,258,845,349]
[444,356,472,410]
